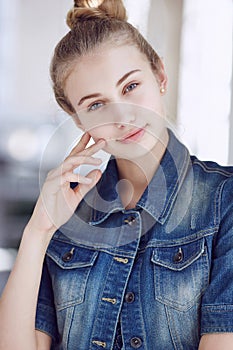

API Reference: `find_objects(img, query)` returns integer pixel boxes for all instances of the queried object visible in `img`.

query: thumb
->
[74,169,102,198]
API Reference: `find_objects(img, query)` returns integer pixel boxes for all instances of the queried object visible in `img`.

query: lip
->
[118,127,146,144]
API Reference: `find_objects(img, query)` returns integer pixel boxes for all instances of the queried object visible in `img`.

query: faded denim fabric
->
[35,129,233,349]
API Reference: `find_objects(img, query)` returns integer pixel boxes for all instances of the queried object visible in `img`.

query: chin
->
[107,140,157,160]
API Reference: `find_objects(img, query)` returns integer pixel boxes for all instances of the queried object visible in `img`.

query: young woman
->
[0,1,233,349]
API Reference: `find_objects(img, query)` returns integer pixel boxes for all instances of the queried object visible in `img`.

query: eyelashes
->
[87,81,140,112]
[123,82,139,94]
[88,101,104,112]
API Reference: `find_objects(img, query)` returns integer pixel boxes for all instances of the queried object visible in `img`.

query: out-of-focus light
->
[7,128,39,161]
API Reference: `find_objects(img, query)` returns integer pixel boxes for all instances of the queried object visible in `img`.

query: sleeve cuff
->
[201,305,233,334]
[35,303,59,344]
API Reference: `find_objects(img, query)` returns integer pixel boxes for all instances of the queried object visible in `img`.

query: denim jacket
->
[35,129,233,350]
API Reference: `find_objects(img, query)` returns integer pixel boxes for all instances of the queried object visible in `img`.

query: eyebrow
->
[116,69,141,87]
[78,93,101,106]
[78,69,141,106]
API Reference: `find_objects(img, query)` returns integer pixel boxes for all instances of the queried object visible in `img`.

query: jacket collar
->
[87,128,190,225]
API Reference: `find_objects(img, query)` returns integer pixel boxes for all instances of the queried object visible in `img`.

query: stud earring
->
[160,86,165,94]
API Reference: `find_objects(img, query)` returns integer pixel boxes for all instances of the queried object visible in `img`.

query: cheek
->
[78,108,116,131]
[133,86,164,114]
[86,125,114,142]
[148,94,165,118]
[133,96,165,126]
[145,90,162,108]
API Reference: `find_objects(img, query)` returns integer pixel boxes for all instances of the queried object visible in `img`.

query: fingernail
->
[97,139,106,145]
[83,177,92,184]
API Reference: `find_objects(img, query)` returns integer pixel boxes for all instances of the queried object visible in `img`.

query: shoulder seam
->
[192,159,233,177]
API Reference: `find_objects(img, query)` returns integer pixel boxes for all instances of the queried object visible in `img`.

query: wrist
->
[23,221,56,247]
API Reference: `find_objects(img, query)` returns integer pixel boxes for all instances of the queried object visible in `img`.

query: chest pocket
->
[46,239,98,311]
[151,238,209,311]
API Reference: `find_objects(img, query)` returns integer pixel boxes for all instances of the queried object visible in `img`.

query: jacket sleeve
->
[201,176,233,334]
[35,256,60,346]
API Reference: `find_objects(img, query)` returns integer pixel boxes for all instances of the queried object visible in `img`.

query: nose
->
[111,103,136,128]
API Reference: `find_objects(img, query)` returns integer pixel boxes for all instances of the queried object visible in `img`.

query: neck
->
[116,128,169,209]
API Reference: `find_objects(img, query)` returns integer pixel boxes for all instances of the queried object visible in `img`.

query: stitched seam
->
[192,160,233,176]
[159,150,191,221]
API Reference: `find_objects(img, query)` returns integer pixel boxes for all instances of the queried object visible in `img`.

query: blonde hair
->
[50,0,161,115]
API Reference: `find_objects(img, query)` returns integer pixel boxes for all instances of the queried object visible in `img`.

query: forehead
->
[65,44,149,95]
[79,43,147,67]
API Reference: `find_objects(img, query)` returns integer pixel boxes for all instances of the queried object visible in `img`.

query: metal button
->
[125,292,135,303]
[173,248,183,263]
[124,216,136,225]
[130,337,142,348]
[62,248,75,262]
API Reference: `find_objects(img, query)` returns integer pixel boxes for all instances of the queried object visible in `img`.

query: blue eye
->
[88,101,103,112]
[124,82,138,94]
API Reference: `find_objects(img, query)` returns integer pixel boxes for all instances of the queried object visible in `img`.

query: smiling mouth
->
[117,127,146,144]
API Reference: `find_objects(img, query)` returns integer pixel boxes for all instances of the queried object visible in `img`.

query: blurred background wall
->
[0,0,233,292]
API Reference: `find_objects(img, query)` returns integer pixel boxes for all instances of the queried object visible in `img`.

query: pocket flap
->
[47,239,98,269]
[151,238,205,271]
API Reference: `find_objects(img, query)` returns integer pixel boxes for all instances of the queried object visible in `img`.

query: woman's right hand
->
[27,132,105,237]
[0,134,105,350]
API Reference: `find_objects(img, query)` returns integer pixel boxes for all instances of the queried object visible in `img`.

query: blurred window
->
[177,0,233,165]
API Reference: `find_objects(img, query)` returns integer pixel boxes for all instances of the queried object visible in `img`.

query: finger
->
[61,172,93,185]
[74,169,102,199]
[69,132,91,156]
[60,140,105,174]
[66,136,105,162]
[80,138,106,157]
[43,170,94,195]
[48,156,102,179]
[61,156,102,175]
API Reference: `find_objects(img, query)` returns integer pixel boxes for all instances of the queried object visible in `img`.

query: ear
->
[156,58,168,92]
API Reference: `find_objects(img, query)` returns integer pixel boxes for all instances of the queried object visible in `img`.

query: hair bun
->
[66,0,127,29]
